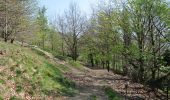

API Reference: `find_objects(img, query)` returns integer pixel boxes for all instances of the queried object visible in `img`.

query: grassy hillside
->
[0,42,76,99]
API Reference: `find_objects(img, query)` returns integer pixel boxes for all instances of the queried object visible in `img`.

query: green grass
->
[0,41,76,98]
[39,61,76,96]
[16,85,23,93]
[104,87,122,100]
[89,95,97,100]
[9,96,22,100]
[30,48,45,56]
[0,96,3,100]
[68,60,83,70]
[58,64,70,72]
[0,79,5,84]
[55,55,67,61]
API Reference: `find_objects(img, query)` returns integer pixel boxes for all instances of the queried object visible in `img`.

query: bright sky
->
[39,0,97,20]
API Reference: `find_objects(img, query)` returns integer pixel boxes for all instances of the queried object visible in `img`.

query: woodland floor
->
[63,66,166,100]
[34,46,167,100]
[0,42,166,100]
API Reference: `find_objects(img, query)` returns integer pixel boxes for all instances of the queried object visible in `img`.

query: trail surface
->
[63,66,166,100]
[31,45,166,100]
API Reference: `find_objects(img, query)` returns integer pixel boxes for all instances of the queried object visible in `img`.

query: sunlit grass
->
[0,41,76,98]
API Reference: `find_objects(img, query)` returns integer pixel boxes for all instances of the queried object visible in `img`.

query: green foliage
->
[89,95,97,100]
[68,60,82,70]
[9,96,22,100]
[56,64,70,72]
[104,87,122,100]
[31,48,45,56]
[0,79,5,84]
[0,0,169,98]
[0,0,37,42]
[55,55,67,61]
[160,66,170,73]
[163,49,170,66]
[15,69,22,77]
[16,85,23,93]
[34,6,48,49]
[0,96,3,100]
[0,41,76,98]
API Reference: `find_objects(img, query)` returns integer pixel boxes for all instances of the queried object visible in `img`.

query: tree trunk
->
[139,57,144,82]
[72,31,78,61]
[4,37,8,42]
[73,45,77,61]
[139,44,144,82]
[151,27,156,81]
[11,38,14,44]
[95,59,98,67]
[102,60,105,69]
[89,53,94,67]
[61,36,65,56]
[51,45,53,51]
[42,38,45,49]
[152,70,156,81]
[72,45,77,61]
[106,60,110,72]
[113,55,116,70]
[21,41,24,46]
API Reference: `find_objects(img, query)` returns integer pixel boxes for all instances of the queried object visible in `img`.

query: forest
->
[0,0,170,100]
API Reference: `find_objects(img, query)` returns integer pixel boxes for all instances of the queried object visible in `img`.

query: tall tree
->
[55,14,66,56]
[64,2,86,61]
[0,0,37,43]
[122,0,170,82]
[35,6,48,49]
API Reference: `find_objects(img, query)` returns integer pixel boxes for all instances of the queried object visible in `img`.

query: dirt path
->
[30,46,166,100]
[64,68,109,100]
[63,67,166,100]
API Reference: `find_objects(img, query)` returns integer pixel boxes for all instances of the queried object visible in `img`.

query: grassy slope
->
[0,42,75,100]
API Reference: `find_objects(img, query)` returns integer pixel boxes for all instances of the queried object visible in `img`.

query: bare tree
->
[0,0,37,43]
[63,2,86,61]
[55,14,66,56]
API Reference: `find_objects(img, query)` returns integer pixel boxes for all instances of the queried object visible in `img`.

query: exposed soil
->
[63,67,166,100]
[31,46,167,100]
